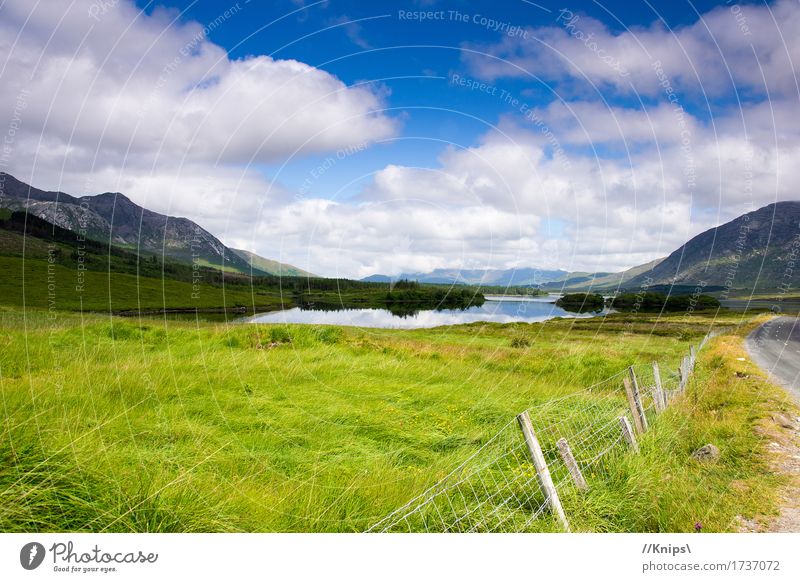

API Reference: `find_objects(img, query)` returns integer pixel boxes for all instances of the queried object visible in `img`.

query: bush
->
[269,327,293,344]
[314,327,342,345]
[510,337,531,348]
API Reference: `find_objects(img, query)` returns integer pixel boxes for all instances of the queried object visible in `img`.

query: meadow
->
[1,306,793,532]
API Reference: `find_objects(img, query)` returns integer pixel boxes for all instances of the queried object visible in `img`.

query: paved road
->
[746,316,800,400]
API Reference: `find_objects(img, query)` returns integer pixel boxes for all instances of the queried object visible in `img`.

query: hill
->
[231,248,315,278]
[0,172,307,277]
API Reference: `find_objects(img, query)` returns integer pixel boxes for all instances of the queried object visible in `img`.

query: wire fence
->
[367,332,718,533]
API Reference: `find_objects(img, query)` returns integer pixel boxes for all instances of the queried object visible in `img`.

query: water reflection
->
[242,296,611,329]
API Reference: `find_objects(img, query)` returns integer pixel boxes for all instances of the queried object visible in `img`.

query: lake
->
[720,299,800,313]
[241,295,611,329]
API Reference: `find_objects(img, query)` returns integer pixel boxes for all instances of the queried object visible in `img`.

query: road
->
[746,316,800,400]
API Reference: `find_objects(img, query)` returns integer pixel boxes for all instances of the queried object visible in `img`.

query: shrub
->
[269,327,293,344]
[510,337,531,348]
[314,327,342,345]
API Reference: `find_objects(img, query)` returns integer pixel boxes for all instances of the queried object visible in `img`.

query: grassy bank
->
[2,306,788,532]
[562,317,797,531]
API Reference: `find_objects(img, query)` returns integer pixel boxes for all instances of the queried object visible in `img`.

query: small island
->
[555,292,606,311]
[608,291,720,311]
[555,291,721,313]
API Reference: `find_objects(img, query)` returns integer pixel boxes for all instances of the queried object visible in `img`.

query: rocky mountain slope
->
[624,202,800,292]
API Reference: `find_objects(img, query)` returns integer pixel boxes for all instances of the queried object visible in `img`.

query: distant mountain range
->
[362,267,568,286]
[0,173,311,277]
[361,263,661,290]
[364,202,800,293]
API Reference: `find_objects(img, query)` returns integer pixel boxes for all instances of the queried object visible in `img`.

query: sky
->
[0,0,798,278]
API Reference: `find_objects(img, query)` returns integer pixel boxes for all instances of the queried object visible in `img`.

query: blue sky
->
[148,0,733,199]
[2,0,798,277]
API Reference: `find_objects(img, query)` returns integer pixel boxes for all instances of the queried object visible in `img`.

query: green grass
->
[1,306,789,532]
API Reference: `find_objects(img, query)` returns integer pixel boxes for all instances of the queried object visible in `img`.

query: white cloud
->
[0,0,396,170]
[248,198,545,278]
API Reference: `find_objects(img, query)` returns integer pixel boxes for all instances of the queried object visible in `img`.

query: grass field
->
[1,305,794,532]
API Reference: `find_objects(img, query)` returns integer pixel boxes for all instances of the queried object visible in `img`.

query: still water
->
[720,299,800,313]
[242,295,610,329]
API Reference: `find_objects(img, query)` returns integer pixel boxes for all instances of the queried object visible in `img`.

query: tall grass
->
[0,307,789,531]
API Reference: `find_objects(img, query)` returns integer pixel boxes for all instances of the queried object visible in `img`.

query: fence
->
[367,332,716,533]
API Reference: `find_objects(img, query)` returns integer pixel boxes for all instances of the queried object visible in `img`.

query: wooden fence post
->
[628,367,648,432]
[619,416,639,453]
[517,411,570,532]
[678,357,688,392]
[690,345,697,370]
[652,361,666,412]
[557,437,588,491]
[623,376,643,434]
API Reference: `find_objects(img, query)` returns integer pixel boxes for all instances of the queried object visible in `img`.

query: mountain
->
[363,262,663,290]
[0,172,308,277]
[624,202,800,292]
[230,248,315,278]
[361,267,568,286]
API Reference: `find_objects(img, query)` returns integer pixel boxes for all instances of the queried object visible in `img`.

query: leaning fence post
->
[557,437,588,491]
[690,345,697,370]
[619,416,640,453]
[652,361,666,412]
[623,376,643,434]
[517,411,570,532]
[678,357,689,392]
[684,355,691,386]
[627,366,649,432]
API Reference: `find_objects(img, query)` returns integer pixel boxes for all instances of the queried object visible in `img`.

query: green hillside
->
[231,247,315,277]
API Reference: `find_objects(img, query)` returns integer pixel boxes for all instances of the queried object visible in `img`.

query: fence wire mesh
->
[368,333,714,533]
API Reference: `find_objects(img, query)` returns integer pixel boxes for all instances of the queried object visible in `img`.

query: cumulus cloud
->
[0,0,396,171]
[247,197,545,279]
